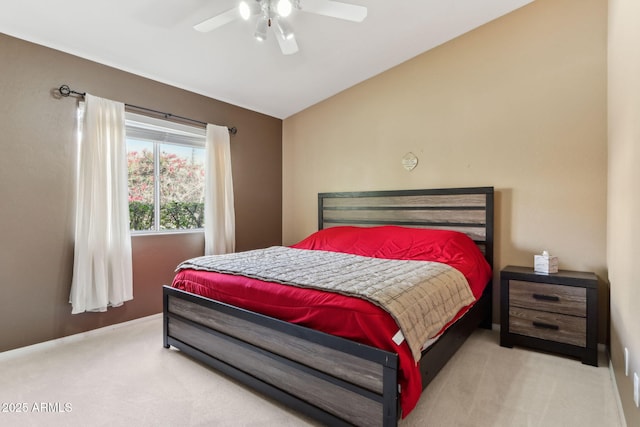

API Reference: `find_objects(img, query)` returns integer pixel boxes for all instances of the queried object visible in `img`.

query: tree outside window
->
[127,138,205,232]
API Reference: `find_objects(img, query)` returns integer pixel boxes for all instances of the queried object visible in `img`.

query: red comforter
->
[171,225,491,417]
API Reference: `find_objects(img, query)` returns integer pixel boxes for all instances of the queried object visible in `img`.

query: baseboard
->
[0,313,162,362]
[609,359,629,427]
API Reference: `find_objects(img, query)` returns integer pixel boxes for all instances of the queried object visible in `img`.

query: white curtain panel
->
[204,124,236,255]
[69,94,133,314]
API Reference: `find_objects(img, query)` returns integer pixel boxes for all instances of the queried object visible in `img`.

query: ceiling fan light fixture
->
[276,0,293,17]
[194,0,367,56]
[239,0,262,20]
[275,17,294,40]
[254,15,268,41]
[239,1,251,20]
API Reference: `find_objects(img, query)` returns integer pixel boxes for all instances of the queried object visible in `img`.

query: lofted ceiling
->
[0,0,534,119]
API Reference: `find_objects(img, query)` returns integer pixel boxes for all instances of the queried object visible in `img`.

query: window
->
[125,113,206,233]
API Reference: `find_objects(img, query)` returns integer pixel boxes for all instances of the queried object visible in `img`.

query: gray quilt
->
[177,246,475,361]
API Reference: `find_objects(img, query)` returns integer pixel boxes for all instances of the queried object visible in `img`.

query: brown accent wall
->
[0,34,282,352]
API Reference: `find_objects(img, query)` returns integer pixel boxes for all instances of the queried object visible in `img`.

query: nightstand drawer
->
[508,280,586,317]
[509,306,586,347]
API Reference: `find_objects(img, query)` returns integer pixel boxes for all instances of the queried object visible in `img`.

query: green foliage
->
[128,201,205,231]
[160,201,204,230]
[129,201,154,231]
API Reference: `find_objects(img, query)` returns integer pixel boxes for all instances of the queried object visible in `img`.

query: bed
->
[163,186,494,426]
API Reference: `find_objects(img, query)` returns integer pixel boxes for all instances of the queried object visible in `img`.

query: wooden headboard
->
[318,187,494,268]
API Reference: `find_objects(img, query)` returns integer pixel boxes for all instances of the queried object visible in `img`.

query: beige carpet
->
[0,315,624,427]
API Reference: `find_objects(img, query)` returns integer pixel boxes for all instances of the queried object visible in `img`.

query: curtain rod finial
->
[229,127,237,135]
[59,84,71,97]
[57,84,85,98]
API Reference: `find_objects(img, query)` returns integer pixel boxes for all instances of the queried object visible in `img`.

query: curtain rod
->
[57,84,237,135]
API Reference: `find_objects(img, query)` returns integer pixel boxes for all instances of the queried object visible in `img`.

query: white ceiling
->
[0,0,533,119]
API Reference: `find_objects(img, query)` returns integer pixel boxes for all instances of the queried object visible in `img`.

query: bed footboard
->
[163,286,399,427]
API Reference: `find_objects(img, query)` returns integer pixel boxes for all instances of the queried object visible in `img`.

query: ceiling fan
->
[194,0,367,55]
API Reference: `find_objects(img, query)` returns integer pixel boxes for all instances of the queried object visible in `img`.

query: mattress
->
[171,225,492,416]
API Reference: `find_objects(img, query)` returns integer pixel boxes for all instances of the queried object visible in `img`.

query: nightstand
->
[500,265,598,366]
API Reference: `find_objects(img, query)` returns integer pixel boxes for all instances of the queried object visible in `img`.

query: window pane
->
[159,143,205,230]
[127,139,155,231]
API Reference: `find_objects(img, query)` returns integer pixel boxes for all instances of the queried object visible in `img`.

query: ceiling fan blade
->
[298,0,367,22]
[276,32,299,55]
[194,7,239,32]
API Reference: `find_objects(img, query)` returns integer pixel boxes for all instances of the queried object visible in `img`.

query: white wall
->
[608,0,640,424]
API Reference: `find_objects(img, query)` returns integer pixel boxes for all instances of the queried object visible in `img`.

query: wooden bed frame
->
[163,186,494,426]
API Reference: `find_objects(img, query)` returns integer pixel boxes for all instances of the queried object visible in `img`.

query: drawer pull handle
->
[532,293,560,302]
[532,321,559,331]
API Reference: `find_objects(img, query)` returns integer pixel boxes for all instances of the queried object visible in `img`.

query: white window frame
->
[125,113,206,235]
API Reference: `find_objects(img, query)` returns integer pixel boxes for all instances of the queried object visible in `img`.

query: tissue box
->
[534,254,558,274]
